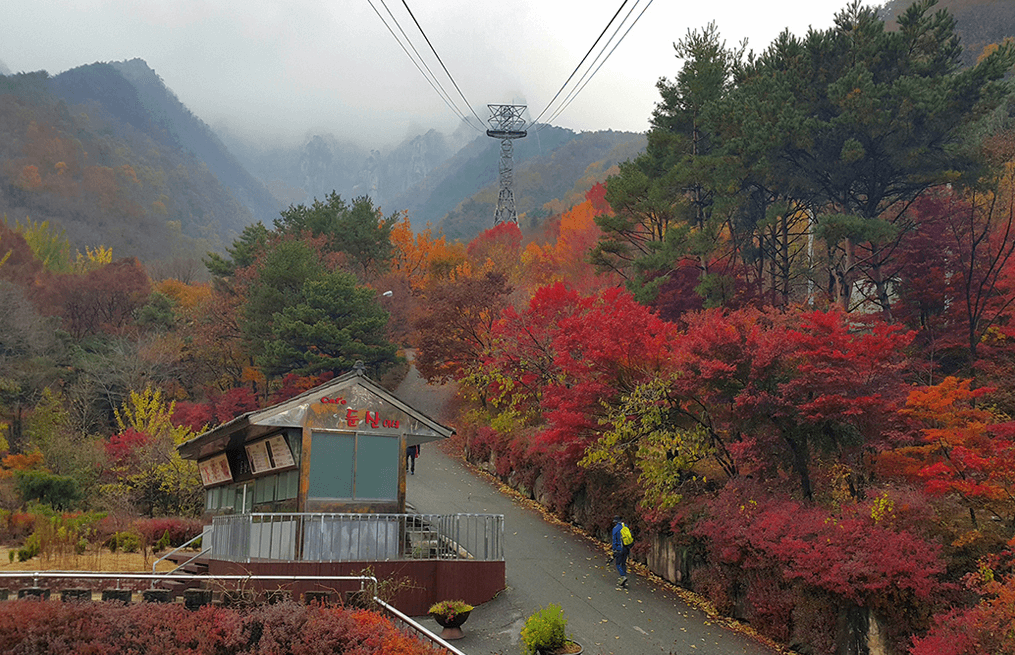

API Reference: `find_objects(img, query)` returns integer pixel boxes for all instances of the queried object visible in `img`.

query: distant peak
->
[109,58,162,85]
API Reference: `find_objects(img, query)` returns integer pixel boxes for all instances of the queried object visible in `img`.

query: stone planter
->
[537,641,583,655]
[18,587,50,600]
[264,590,292,605]
[101,589,132,604]
[304,590,332,605]
[142,588,174,604]
[61,588,92,602]
[184,588,213,610]
[431,609,471,640]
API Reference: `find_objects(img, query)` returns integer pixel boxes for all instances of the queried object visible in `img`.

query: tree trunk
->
[787,435,813,501]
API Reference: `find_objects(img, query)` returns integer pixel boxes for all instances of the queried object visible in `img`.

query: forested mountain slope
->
[426,128,645,241]
[50,59,281,228]
[221,122,645,240]
[0,60,283,262]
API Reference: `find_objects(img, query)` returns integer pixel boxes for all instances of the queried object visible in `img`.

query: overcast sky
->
[3,0,856,147]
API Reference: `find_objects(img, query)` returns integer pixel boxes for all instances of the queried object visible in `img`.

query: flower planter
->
[537,641,583,655]
[431,609,471,640]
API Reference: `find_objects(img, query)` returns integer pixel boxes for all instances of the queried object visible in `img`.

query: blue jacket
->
[612,522,627,552]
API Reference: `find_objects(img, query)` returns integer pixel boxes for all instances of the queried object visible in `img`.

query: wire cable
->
[526,0,629,129]
[540,0,641,128]
[541,0,654,130]
[366,0,470,125]
[399,0,487,130]
[365,0,484,131]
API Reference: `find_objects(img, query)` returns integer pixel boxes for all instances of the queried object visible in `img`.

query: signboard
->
[245,440,272,474]
[317,396,402,430]
[267,435,295,468]
[199,453,232,486]
[245,435,296,474]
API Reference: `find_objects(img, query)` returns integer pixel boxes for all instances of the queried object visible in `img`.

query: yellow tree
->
[105,387,201,516]
[15,217,72,273]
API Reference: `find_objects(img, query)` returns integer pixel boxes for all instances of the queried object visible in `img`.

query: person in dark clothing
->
[406,444,420,474]
[612,515,632,588]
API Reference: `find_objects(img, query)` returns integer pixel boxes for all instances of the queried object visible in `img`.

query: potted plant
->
[520,604,582,654]
[428,599,474,640]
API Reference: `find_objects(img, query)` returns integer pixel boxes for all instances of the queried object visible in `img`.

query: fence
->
[211,513,504,563]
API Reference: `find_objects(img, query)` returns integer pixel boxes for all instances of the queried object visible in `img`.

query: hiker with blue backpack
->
[612,515,634,588]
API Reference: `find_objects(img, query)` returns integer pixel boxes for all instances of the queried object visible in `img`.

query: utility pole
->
[486,104,527,226]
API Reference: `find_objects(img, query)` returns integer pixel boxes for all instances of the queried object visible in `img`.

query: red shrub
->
[692,482,951,653]
[105,428,151,466]
[172,401,214,432]
[0,600,444,654]
[132,517,205,548]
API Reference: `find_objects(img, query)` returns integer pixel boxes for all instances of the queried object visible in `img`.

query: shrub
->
[16,533,40,561]
[132,517,205,548]
[0,599,445,654]
[106,531,141,553]
[692,482,952,653]
[520,604,568,655]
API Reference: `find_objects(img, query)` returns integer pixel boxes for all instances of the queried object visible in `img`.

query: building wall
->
[209,558,505,616]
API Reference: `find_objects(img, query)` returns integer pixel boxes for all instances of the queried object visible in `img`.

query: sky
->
[2,0,857,148]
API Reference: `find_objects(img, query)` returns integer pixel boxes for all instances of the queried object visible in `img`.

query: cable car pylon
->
[486,104,527,226]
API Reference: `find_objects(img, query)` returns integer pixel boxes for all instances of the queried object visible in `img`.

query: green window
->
[355,434,399,500]
[308,432,355,499]
[308,431,398,501]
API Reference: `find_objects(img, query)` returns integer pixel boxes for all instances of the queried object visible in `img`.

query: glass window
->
[255,475,276,504]
[355,434,398,500]
[279,469,299,500]
[308,432,355,499]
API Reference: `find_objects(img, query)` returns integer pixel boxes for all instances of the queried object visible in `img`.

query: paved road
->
[398,363,777,655]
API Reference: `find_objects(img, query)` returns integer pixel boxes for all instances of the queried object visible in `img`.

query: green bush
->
[520,604,568,655]
[17,533,40,562]
[106,531,141,553]
[15,471,81,511]
[155,530,171,551]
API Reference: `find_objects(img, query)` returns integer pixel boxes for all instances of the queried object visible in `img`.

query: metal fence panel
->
[211,513,504,563]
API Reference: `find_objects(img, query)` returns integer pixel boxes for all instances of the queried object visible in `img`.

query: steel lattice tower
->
[486,104,527,226]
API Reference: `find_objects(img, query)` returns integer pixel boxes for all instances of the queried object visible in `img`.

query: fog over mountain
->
[3,0,849,148]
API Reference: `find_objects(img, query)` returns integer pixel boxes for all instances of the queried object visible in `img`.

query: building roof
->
[177,367,454,461]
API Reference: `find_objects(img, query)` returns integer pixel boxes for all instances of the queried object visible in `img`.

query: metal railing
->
[0,572,467,655]
[212,512,504,563]
[376,596,468,655]
[152,530,209,573]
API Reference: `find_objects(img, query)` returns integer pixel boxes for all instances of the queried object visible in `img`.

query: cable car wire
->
[526,0,629,129]
[399,0,487,130]
[541,0,654,130]
[365,0,483,131]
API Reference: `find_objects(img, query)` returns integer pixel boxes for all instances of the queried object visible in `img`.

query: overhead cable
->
[526,0,629,129]
[399,0,487,130]
[365,0,483,131]
[541,0,655,130]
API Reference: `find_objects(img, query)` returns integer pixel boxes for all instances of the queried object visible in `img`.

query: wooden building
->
[178,366,452,516]
[176,366,506,614]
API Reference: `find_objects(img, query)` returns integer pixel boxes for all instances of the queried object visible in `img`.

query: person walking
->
[406,444,420,474]
[612,515,633,588]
